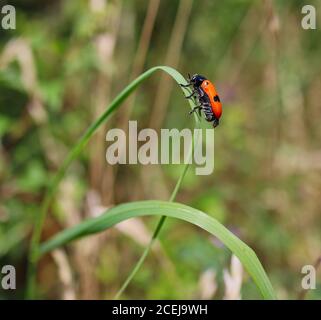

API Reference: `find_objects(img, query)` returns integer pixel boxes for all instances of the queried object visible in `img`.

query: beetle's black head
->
[190,74,206,87]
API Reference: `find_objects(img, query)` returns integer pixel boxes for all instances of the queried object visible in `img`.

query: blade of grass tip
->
[26,66,199,298]
[39,201,277,300]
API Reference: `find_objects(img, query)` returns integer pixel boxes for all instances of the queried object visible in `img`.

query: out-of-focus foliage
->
[1,0,321,299]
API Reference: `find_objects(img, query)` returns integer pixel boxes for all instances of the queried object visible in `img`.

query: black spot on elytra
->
[214,95,220,102]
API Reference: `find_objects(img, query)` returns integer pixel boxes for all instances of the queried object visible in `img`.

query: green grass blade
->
[114,127,201,299]
[26,65,198,298]
[39,200,277,300]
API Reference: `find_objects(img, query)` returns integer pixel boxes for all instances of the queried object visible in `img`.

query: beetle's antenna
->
[188,73,191,80]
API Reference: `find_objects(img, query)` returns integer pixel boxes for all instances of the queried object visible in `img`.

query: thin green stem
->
[26,66,198,299]
[114,118,201,299]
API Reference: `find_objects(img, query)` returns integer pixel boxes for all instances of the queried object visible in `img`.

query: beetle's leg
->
[189,105,202,115]
[180,74,194,87]
[180,82,192,88]
[185,91,197,99]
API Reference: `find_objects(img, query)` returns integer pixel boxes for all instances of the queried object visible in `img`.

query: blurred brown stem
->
[149,0,193,131]
[118,0,160,131]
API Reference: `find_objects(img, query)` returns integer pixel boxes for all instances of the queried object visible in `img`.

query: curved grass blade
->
[26,66,198,297]
[39,200,277,300]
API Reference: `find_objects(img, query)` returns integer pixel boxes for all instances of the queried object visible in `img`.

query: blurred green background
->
[1,0,321,299]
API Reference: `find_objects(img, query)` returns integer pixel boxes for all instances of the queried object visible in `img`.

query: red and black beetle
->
[181,74,222,128]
